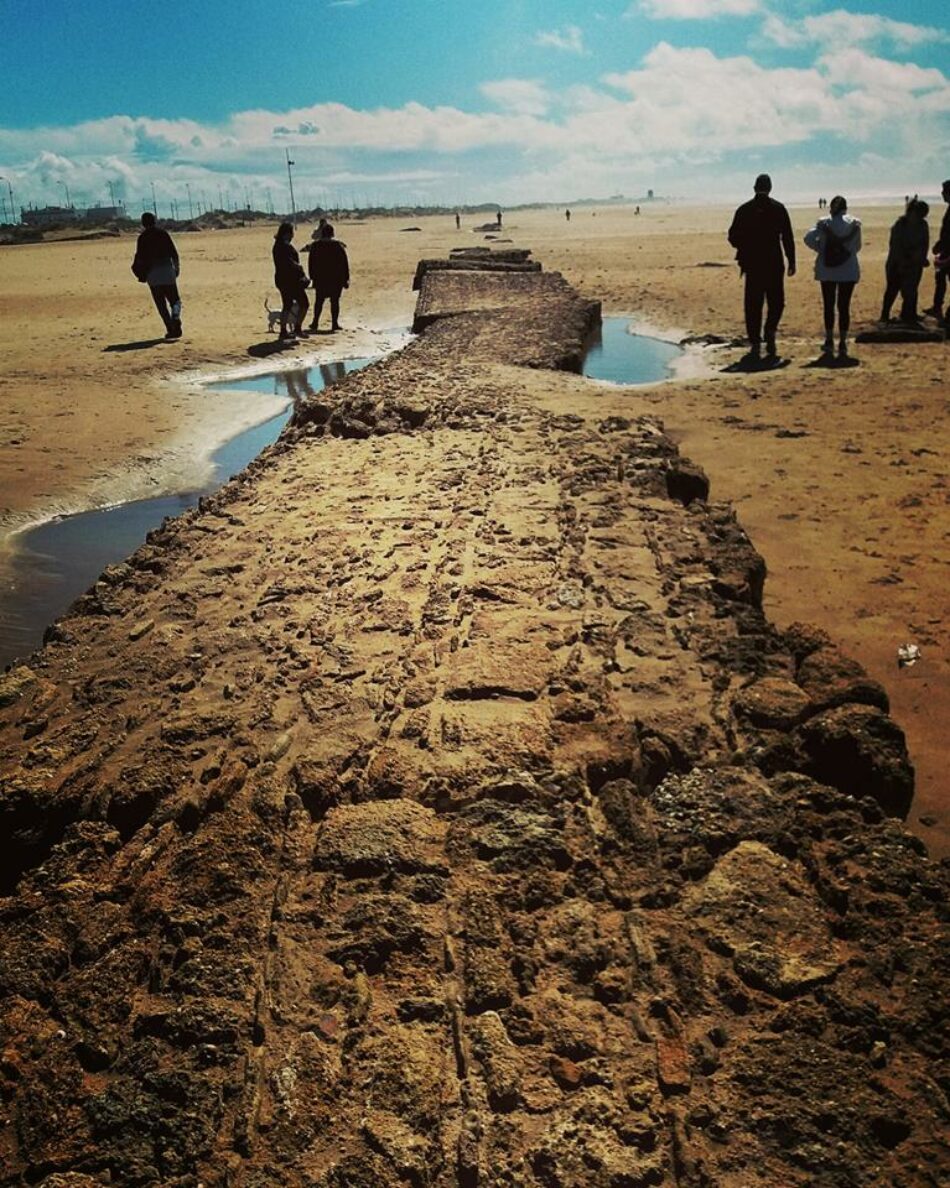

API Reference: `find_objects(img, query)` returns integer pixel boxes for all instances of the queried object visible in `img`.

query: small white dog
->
[264,296,298,334]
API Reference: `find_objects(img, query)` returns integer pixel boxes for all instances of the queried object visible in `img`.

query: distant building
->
[21,205,79,227]
[647,189,654,201]
[82,205,125,222]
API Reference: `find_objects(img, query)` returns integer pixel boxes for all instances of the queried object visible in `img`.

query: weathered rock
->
[797,703,914,817]
[314,800,447,876]
[733,676,812,730]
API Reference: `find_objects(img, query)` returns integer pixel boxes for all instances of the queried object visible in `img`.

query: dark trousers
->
[311,288,342,329]
[820,280,855,340]
[150,282,180,331]
[744,269,785,346]
[279,286,309,333]
[931,267,947,312]
[881,264,923,321]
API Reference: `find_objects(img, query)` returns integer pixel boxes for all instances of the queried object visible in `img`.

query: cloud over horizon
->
[1,3,947,214]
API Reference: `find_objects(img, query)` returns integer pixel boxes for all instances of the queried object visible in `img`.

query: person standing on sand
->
[272,221,309,342]
[455,211,461,230]
[307,223,350,333]
[880,199,930,324]
[803,195,862,358]
[727,174,796,360]
[923,179,950,325]
[131,212,182,340]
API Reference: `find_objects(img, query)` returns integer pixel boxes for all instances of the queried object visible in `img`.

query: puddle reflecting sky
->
[582,318,681,384]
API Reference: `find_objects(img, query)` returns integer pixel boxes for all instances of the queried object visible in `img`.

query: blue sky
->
[0,0,947,214]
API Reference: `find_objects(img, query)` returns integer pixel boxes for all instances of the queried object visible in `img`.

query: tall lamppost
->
[286,149,296,225]
[60,180,71,208]
[151,181,157,216]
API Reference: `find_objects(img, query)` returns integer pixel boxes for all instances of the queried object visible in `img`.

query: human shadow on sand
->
[804,354,860,370]
[247,340,300,359]
[102,338,167,352]
[721,355,791,374]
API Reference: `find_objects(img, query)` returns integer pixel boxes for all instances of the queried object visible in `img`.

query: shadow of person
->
[247,340,296,358]
[721,355,791,374]
[803,354,861,369]
[102,339,167,352]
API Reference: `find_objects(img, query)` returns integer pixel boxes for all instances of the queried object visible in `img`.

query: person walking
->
[131,212,182,339]
[727,174,796,360]
[307,223,350,332]
[272,221,309,342]
[923,179,950,325]
[455,210,461,230]
[880,199,930,324]
[803,195,862,357]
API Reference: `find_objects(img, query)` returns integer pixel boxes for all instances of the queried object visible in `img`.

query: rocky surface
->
[0,259,947,1186]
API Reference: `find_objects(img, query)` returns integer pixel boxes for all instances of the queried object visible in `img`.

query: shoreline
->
[0,321,413,576]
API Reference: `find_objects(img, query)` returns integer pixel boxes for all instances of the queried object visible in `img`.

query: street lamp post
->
[60,180,71,208]
[151,181,157,217]
[286,149,296,225]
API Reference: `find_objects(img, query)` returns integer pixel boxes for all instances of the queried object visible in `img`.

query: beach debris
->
[897,643,921,668]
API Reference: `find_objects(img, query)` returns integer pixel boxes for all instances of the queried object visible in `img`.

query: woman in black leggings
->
[803,195,862,358]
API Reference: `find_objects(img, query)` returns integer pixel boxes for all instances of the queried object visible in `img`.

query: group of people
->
[131,180,949,355]
[728,174,949,361]
[130,213,351,343]
[272,219,350,342]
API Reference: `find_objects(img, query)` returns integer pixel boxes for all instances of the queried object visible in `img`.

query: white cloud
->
[2,37,948,211]
[534,25,586,54]
[762,9,950,51]
[635,0,760,18]
[480,79,551,117]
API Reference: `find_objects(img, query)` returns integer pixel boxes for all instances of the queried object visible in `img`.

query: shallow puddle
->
[0,357,373,669]
[582,317,681,384]
[0,325,681,670]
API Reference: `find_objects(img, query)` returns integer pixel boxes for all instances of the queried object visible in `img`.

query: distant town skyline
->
[1,0,947,217]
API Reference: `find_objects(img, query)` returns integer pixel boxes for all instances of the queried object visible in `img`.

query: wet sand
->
[0,204,946,851]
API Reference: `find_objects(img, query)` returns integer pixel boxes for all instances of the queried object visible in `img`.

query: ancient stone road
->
[0,263,947,1185]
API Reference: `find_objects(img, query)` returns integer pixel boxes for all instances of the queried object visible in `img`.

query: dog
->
[264,296,298,334]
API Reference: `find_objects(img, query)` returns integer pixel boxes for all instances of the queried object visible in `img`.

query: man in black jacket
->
[131,212,182,339]
[728,174,796,359]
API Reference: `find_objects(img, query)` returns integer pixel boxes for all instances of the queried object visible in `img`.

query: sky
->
[0,0,947,216]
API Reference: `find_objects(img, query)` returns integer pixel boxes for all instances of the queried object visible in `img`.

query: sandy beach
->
[0,203,946,852]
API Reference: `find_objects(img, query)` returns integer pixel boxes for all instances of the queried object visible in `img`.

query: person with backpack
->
[803,195,862,357]
[880,199,930,325]
[131,212,182,340]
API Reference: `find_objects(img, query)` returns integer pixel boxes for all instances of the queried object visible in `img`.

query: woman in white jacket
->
[803,195,862,357]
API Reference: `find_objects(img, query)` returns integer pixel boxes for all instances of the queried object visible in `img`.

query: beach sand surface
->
[0,204,946,851]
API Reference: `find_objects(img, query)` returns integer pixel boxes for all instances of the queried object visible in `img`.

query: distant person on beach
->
[455,211,461,230]
[880,199,930,324]
[307,223,349,333]
[131,212,182,340]
[497,209,503,227]
[272,221,309,342]
[923,179,950,325]
[727,173,796,359]
[565,208,571,222]
[803,195,862,357]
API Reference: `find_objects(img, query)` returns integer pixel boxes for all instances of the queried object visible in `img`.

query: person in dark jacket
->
[307,224,350,332]
[880,199,930,324]
[923,179,950,325]
[272,222,309,341]
[727,174,796,359]
[131,212,182,339]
